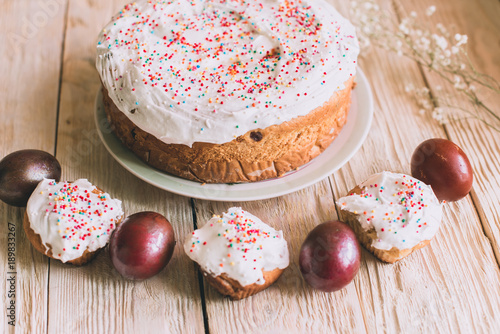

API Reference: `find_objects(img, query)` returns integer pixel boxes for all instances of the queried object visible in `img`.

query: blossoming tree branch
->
[350,0,500,131]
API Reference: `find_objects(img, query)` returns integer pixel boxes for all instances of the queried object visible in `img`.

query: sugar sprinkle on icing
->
[96,0,359,146]
[337,172,442,251]
[184,207,289,286]
[26,179,124,263]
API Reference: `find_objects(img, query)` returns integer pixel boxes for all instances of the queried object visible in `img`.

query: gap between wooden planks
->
[0,0,68,333]
[1,0,499,333]
[191,0,500,332]
[47,0,205,333]
[330,0,500,333]
[393,0,500,267]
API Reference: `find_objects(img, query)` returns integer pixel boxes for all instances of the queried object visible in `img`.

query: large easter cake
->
[96,0,359,183]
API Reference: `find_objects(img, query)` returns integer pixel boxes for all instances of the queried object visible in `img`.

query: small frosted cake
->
[96,0,359,183]
[184,207,289,300]
[24,179,124,265]
[337,172,442,263]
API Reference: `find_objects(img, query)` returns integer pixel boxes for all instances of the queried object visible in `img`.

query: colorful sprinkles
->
[43,181,116,243]
[28,179,123,262]
[97,0,358,145]
[185,207,289,286]
[189,209,279,269]
[338,172,442,250]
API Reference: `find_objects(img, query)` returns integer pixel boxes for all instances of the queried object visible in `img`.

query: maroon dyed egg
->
[0,149,61,207]
[299,221,361,292]
[110,212,176,280]
[411,138,473,202]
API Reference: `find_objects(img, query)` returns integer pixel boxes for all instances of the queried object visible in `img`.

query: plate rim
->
[94,67,374,201]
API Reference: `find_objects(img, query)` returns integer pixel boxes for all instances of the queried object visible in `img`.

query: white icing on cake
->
[337,172,442,251]
[184,207,289,286]
[96,0,359,147]
[26,179,124,263]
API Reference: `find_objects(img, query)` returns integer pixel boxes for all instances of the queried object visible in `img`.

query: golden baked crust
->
[23,187,123,266]
[340,185,431,264]
[102,77,354,183]
[198,264,285,300]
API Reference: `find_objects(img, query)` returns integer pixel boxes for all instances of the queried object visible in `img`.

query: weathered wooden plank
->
[47,1,205,333]
[2,0,498,333]
[0,0,67,333]
[329,0,500,332]
[395,0,500,266]
[190,0,500,332]
[193,181,367,334]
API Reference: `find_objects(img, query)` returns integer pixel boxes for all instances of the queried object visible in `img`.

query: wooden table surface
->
[1,0,499,333]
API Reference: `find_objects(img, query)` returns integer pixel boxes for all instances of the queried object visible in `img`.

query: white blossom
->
[415,37,430,51]
[432,34,448,50]
[455,33,468,46]
[436,23,447,34]
[432,108,445,123]
[359,38,371,48]
[405,84,415,93]
[363,2,373,10]
[399,19,410,34]
[349,0,499,132]
[359,14,369,25]
[454,75,467,90]
[441,57,451,66]
[426,6,436,16]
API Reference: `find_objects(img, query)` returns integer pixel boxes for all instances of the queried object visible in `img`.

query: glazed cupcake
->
[337,172,442,263]
[184,207,289,300]
[24,179,124,265]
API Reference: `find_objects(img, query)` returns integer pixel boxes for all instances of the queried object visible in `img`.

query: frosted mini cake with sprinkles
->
[184,207,289,299]
[337,172,442,263]
[96,0,359,183]
[24,179,124,265]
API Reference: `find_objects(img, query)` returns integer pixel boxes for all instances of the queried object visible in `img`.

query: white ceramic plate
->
[95,68,373,201]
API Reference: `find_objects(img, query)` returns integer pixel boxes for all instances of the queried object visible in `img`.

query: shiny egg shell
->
[0,149,61,207]
[299,220,361,292]
[110,211,176,280]
[411,138,473,202]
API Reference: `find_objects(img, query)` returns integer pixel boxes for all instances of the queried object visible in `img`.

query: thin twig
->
[350,0,500,131]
